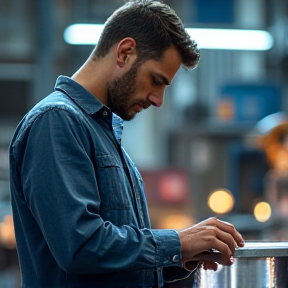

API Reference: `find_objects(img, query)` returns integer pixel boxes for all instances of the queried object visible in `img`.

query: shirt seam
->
[12,106,90,166]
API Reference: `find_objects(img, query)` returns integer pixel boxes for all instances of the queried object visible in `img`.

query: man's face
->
[107,45,182,121]
[107,60,145,121]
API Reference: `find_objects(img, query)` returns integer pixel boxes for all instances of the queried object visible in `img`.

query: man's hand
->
[178,217,244,270]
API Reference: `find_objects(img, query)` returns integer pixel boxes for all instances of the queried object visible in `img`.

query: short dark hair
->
[93,0,200,69]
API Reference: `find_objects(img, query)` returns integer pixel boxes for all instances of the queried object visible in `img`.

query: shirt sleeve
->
[18,108,183,274]
[150,229,194,282]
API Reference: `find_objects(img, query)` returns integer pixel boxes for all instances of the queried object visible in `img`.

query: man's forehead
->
[143,47,182,82]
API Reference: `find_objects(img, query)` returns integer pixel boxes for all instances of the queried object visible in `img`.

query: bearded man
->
[9,1,244,287]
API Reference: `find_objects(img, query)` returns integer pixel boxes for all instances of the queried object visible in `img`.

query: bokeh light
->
[254,201,271,222]
[208,189,234,214]
[158,214,194,230]
[0,215,16,249]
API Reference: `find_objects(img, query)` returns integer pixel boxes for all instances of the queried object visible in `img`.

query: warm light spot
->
[254,202,271,222]
[0,215,16,249]
[208,189,234,214]
[159,214,194,230]
[217,99,235,120]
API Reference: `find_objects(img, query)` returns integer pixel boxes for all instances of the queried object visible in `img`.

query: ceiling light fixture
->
[64,24,274,51]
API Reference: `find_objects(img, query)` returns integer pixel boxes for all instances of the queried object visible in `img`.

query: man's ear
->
[116,37,137,67]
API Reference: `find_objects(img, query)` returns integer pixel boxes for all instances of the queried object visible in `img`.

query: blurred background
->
[1,0,288,286]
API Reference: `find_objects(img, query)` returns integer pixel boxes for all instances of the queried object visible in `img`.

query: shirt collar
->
[54,75,104,115]
[54,75,124,142]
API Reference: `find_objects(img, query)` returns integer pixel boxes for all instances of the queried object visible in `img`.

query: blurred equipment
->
[226,142,269,214]
[252,112,288,170]
[194,241,288,288]
[244,112,288,240]
[0,64,36,123]
[251,112,288,221]
[140,168,195,230]
[216,84,282,123]
[195,0,234,24]
[142,169,190,205]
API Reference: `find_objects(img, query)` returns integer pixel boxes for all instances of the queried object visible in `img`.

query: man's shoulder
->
[25,91,82,125]
[11,91,82,145]
[33,90,79,114]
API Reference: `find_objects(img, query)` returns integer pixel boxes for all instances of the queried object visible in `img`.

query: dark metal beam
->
[35,0,54,102]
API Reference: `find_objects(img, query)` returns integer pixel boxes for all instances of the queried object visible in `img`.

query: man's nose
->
[148,92,164,108]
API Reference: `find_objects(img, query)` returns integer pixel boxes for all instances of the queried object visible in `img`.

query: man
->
[9,0,244,287]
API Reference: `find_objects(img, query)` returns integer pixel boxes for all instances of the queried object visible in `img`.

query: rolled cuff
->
[151,229,182,268]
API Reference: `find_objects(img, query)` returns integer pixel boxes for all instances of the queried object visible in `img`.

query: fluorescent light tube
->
[64,24,104,46]
[64,24,274,51]
[186,28,274,51]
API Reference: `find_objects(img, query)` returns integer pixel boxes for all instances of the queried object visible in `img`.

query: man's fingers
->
[191,224,235,264]
[189,251,222,262]
[211,225,238,254]
[196,217,244,245]
[203,260,218,271]
[208,218,245,247]
[179,217,244,267]
[190,250,232,266]
[184,259,218,271]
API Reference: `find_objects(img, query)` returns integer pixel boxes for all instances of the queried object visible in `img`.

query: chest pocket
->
[96,154,130,210]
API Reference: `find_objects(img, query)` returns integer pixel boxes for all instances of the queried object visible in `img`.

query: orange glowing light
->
[254,201,271,222]
[159,214,194,230]
[208,189,234,214]
[0,215,16,249]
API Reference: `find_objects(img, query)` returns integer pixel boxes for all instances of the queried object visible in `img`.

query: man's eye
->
[152,78,160,85]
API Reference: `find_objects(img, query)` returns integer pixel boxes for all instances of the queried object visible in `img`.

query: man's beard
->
[107,61,149,121]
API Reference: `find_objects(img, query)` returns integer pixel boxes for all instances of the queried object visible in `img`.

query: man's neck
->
[72,57,110,105]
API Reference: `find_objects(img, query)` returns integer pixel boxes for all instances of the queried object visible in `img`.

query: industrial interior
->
[0,0,288,287]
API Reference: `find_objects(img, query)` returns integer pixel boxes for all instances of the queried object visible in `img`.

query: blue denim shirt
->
[9,76,190,288]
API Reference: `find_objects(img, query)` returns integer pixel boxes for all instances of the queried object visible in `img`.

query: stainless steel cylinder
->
[193,241,288,288]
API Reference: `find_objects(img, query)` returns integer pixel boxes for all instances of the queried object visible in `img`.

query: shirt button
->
[172,255,180,263]
[102,110,108,116]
